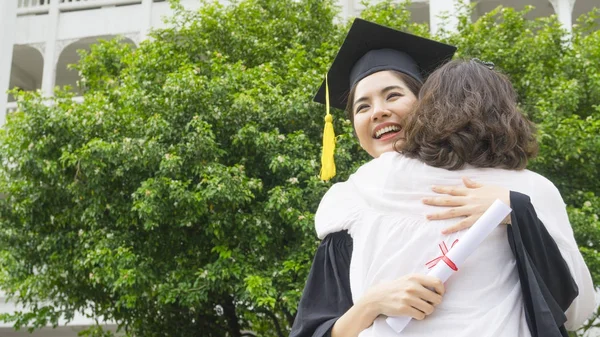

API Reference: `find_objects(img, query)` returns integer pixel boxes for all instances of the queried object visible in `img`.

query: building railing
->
[16,0,159,16]
[5,102,18,115]
[5,96,84,115]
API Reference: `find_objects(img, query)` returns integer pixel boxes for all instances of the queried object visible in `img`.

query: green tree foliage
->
[0,0,598,336]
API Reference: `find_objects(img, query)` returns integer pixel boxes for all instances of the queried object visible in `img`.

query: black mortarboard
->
[314,18,457,110]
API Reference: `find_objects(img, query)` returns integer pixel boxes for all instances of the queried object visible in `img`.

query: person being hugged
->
[290,19,595,337]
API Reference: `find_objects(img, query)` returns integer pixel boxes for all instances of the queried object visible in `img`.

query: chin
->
[373,146,395,158]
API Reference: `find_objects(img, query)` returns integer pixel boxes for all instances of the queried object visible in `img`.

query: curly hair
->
[397,59,538,170]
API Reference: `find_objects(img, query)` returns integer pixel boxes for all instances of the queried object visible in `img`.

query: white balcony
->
[6,101,18,114]
[5,95,83,116]
[17,0,151,16]
[5,0,597,119]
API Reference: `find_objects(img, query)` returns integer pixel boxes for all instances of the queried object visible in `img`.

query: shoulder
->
[315,181,364,239]
[318,180,359,206]
[518,170,566,208]
[512,169,578,249]
[354,152,421,174]
[350,152,429,190]
[351,152,397,178]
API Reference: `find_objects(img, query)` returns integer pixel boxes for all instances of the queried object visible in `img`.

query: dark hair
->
[345,70,423,122]
[397,59,538,170]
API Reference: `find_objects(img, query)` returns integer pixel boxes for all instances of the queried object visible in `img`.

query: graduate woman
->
[289,19,595,337]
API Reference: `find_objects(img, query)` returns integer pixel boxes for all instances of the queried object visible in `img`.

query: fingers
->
[442,216,477,234]
[400,276,443,319]
[405,284,443,307]
[407,274,445,297]
[430,178,482,198]
[430,185,468,196]
[377,274,445,320]
[462,176,483,189]
[404,306,428,320]
[425,205,471,220]
[422,196,466,207]
[417,275,445,297]
[406,297,436,318]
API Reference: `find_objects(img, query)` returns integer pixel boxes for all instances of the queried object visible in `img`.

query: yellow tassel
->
[320,75,336,181]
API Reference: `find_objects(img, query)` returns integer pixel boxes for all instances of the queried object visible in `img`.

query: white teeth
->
[375,125,400,138]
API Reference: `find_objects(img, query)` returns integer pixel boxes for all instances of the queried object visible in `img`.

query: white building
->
[1,0,598,127]
[0,0,598,336]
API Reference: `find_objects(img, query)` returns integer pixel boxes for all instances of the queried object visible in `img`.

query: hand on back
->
[422,177,511,234]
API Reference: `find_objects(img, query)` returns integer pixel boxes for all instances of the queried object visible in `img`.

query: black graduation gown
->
[507,192,578,337]
[289,191,579,337]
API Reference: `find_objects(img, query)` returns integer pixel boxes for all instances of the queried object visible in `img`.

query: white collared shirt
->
[315,152,595,336]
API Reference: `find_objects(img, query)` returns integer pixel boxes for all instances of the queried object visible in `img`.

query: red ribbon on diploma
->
[426,239,459,271]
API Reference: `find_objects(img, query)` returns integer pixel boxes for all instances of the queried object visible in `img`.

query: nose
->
[371,101,391,121]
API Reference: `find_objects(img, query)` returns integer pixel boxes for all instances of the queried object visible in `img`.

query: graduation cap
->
[316,18,457,181]
[314,18,457,110]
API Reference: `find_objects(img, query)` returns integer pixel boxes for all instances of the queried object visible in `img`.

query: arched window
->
[55,35,136,95]
[8,44,43,102]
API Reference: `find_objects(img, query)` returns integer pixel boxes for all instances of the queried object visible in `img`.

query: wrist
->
[331,294,381,337]
[356,294,381,321]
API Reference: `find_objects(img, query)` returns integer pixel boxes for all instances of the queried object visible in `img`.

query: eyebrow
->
[353,85,406,107]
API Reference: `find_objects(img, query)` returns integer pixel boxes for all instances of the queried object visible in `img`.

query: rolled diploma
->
[386,199,512,333]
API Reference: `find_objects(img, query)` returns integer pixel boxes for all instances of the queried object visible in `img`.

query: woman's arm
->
[421,177,511,234]
[290,231,444,337]
[509,191,578,311]
[420,178,596,332]
[329,298,378,337]
[289,231,353,337]
[523,184,597,330]
[331,274,444,337]
[507,191,579,336]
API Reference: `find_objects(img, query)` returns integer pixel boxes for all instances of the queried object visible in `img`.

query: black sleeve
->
[289,231,354,337]
[507,191,579,337]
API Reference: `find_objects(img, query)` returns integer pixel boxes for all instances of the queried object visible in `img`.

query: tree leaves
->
[0,1,598,336]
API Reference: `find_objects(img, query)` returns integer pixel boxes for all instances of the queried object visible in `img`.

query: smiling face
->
[350,70,419,158]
